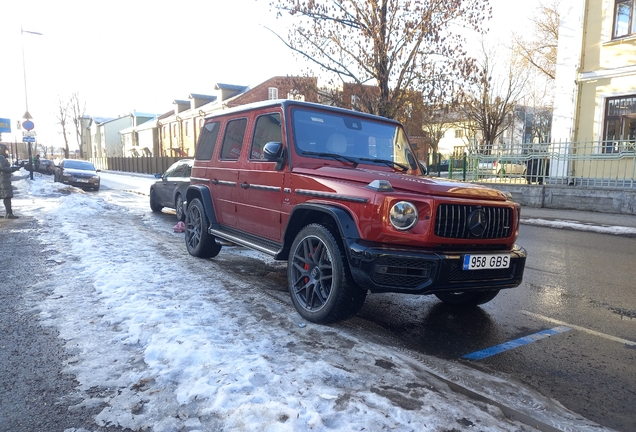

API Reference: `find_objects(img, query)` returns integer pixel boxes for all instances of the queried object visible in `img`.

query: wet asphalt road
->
[356,225,636,432]
[0,217,124,432]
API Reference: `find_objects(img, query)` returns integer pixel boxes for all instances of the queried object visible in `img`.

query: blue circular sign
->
[23,120,35,131]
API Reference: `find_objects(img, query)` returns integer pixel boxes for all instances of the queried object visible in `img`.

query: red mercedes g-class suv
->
[185,100,526,323]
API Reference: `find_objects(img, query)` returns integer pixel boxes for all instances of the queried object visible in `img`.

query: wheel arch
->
[186,185,218,227]
[276,203,361,261]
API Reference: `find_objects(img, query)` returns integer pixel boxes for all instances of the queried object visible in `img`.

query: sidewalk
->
[521,206,636,236]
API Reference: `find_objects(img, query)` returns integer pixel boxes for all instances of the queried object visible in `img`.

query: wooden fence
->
[90,156,184,175]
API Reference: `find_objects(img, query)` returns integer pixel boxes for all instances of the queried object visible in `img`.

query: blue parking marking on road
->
[462,326,572,360]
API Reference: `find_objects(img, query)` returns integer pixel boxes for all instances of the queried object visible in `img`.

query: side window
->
[172,164,188,178]
[183,164,192,177]
[164,163,179,177]
[250,113,282,160]
[195,121,220,160]
[220,118,248,160]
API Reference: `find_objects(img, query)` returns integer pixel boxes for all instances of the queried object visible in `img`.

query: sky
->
[5,169,611,431]
[0,0,533,152]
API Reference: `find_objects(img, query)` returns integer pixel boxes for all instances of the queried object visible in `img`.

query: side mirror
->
[263,141,286,170]
[154,173,162,179]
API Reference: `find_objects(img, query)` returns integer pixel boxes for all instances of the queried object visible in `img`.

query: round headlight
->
[389,201,419,231]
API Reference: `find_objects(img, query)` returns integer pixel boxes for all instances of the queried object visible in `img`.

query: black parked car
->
[53,159,101,191]
[149,159,193,221]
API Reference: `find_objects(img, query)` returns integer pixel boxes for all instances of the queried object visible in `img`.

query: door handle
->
[240,182,249,189]
[211,179,219,185]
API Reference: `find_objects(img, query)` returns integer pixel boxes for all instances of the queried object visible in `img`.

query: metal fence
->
[429,141,636,189]
[90,141,636,189]
[90,156,184,175]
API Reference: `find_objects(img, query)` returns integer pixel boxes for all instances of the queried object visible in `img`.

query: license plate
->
[463,254,510,270]
[77,179,89,183]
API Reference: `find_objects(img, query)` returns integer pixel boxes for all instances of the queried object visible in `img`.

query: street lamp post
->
[21,26,42,180]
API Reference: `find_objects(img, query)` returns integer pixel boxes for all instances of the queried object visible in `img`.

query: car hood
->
[293,165,508,201]
[63,168,98,176]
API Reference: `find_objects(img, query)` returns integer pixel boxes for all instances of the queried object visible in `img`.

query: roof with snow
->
[215,83,249,92]
[189,93,217,101]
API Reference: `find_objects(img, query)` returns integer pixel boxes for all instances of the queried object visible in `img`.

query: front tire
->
[149,189,162,212]
[435,290,500,306]
[288,224,366,324]
[175,194,185,221]
[185,198,221,258]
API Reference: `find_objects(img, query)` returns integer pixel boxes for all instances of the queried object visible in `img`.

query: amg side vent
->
[435,204,512,239]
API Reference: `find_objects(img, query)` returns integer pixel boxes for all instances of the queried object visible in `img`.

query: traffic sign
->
[22,120,35,131]
[23,136,36,143]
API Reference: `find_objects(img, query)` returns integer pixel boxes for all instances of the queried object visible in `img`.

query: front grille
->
[434,204,512,239]
[370,256,433,287]
[448,261,517,282]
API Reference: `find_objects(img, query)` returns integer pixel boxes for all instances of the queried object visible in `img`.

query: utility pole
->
[21,26,43,180]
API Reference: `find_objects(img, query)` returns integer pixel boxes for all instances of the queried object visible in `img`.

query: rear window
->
[195,122,220,160]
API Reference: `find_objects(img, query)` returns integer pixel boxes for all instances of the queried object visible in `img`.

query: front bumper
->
[347,241,526,295]
[61,177,100,188]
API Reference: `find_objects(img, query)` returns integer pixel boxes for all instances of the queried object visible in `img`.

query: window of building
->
[268,87,278,100]
[454,129,463,138]
[613,0,636,38]
[287,91,305,101]
[220,118,248,160]
[185,122,190,136]
[195,121,220,160]
[250,113,282,160]
[603,95,636,153]
[351,95,360,110]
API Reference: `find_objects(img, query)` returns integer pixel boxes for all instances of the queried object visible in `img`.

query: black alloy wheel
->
[288,224,366,324]
[185,198,221,258]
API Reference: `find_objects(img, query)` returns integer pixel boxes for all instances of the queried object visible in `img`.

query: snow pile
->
[10,175,600,432]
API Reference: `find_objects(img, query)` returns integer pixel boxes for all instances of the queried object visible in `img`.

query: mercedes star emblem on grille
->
[467,208,488,237]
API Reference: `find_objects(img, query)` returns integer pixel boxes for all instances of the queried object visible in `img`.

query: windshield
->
[64,160,96,171]
[291,108,417,170]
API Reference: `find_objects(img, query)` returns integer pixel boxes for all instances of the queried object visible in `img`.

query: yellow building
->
[552,0,636,181]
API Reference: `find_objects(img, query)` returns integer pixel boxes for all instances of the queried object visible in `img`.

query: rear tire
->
[149,189,162,212]
[288,224,366,324]
[434,290,500,306]
[175,194,186,221]
[185,198,221,258]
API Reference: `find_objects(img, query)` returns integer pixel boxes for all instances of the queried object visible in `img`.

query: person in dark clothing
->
[0,144,21,219]
[34,153,41,172]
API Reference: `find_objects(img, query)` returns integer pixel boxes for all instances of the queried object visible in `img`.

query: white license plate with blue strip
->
[463,254,510,270]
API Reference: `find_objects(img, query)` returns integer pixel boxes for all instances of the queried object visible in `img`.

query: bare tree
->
[267,0,490,119]
[462,41,528,153]
[512,0,560,80]
[70,93,87,159]
[55,97,71,158]
[421,105,453,156]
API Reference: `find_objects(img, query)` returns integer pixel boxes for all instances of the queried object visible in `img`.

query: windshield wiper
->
[359,157,409,172]
[301,151,358,167]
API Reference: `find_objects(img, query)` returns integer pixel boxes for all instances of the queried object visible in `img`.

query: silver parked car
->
[53,159,101,191]
[478,158,527,176]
